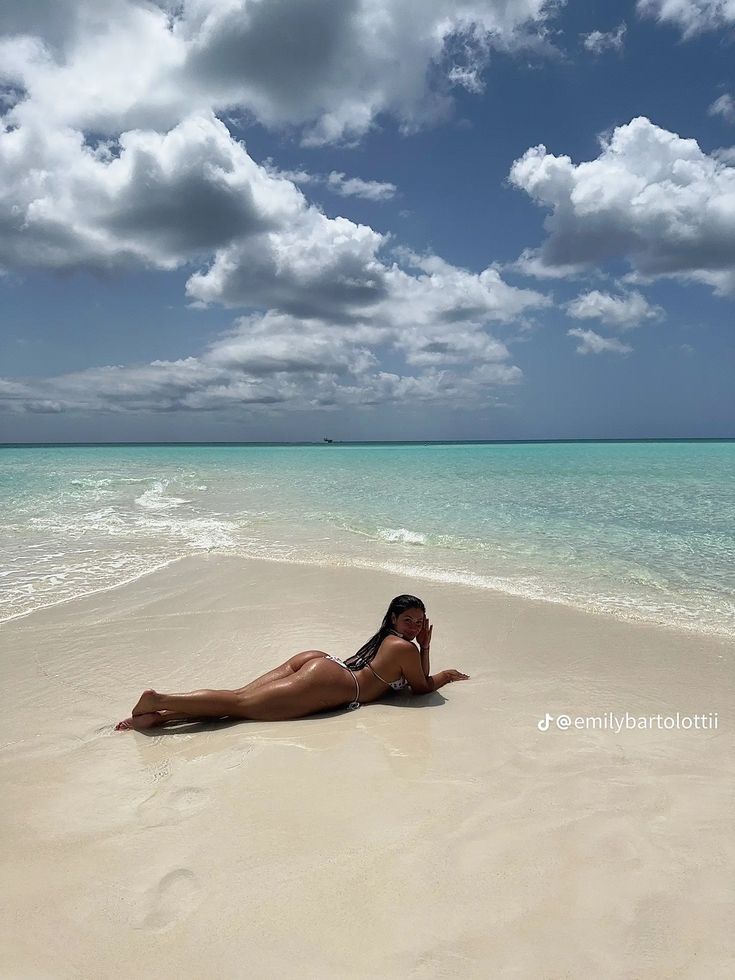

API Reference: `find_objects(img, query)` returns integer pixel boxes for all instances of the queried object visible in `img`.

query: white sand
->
[1,555,733,978]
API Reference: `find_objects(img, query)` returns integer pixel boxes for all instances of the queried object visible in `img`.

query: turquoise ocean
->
[1,441,733,638]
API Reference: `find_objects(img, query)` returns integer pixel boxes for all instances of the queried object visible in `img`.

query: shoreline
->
[3,545,733,642]
[2,554,733,977]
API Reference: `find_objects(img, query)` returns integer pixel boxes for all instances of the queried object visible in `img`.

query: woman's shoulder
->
[379,633,413,651]
[377,634,416,661]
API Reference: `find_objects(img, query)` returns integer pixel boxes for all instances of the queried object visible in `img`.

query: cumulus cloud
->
[582,23,627,55]
[637,0,735,37]
[188,237,548,337]
[1,0,560,145]
[0,112,306,270]
[508,116,735,294]
[0,1,557,420]
[0,3,554,324]
[384,250,550,329]
[709,93,735,123]
[0,306,531,416]
[312,250,549,385]
[182,0,559,145]
[0,100,547,331]
[566,289,664,329]
[0,2,187,134]
[185,210,390,319]
[567,328,633,355]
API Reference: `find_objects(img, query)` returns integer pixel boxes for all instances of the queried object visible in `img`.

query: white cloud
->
[185,209,390,319]
[582,23,627,55]
[326,171,397,200]
[0,306,531,416]
[383,250,550,329]
[0,104,547,334]
[0,112,306,270]
[637,0,735,37]
[271,165,397,200]
[447,65,486,94]
[0,73,548,416]
[1,0,560,145]
[567,328,633,355]
[566,289,664,329]
[0,3,554,324]
[186,235,548,332]
[0,0,556,420]
[508,116,735,295]
[709,93,735,123]
[713,145,735,164]
[0,2,187,134]
[510,247,590,280]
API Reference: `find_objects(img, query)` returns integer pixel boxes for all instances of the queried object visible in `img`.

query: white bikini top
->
[366,662,409,690]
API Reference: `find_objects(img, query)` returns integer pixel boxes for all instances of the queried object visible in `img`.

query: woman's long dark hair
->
[344,594,426,670]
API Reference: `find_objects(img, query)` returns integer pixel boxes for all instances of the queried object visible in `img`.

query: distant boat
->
[323,437,333,444]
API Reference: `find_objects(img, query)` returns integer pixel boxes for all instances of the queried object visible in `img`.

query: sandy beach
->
[1,555,733,978]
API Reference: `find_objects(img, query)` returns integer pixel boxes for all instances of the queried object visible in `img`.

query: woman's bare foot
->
[131,689,159,716]
[115,712,163,732]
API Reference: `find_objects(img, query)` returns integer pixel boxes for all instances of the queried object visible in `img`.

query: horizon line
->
[2,437,734,448]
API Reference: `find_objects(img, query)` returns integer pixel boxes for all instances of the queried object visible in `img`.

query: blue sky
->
[0,0,733,442]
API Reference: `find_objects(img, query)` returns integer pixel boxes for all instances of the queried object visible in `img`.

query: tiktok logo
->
[537,712,553,731]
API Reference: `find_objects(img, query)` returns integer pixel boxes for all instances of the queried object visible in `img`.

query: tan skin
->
[116,606,469,731]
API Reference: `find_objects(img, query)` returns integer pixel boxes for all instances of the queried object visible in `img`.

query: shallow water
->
[2,440,733,636]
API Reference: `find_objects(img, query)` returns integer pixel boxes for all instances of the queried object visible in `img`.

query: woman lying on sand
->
[116,594,469,730]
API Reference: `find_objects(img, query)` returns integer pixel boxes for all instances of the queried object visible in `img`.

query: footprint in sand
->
[137,785,209,825]
[169,786,209,813]
[138,869,200,931]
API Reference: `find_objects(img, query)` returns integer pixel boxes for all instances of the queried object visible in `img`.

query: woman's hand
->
[416,618,432,651]
[436,669,469,688]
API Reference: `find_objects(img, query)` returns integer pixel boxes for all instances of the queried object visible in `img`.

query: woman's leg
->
[132,688,245,717]
[131,659,351,722]
[116,653,333,730]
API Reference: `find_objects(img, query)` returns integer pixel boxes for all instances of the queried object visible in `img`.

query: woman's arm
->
[419,642,430,679]
[417,619,432,680]
[398,647,435,694]
[401,619,468,694]
[400,653,469,693]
